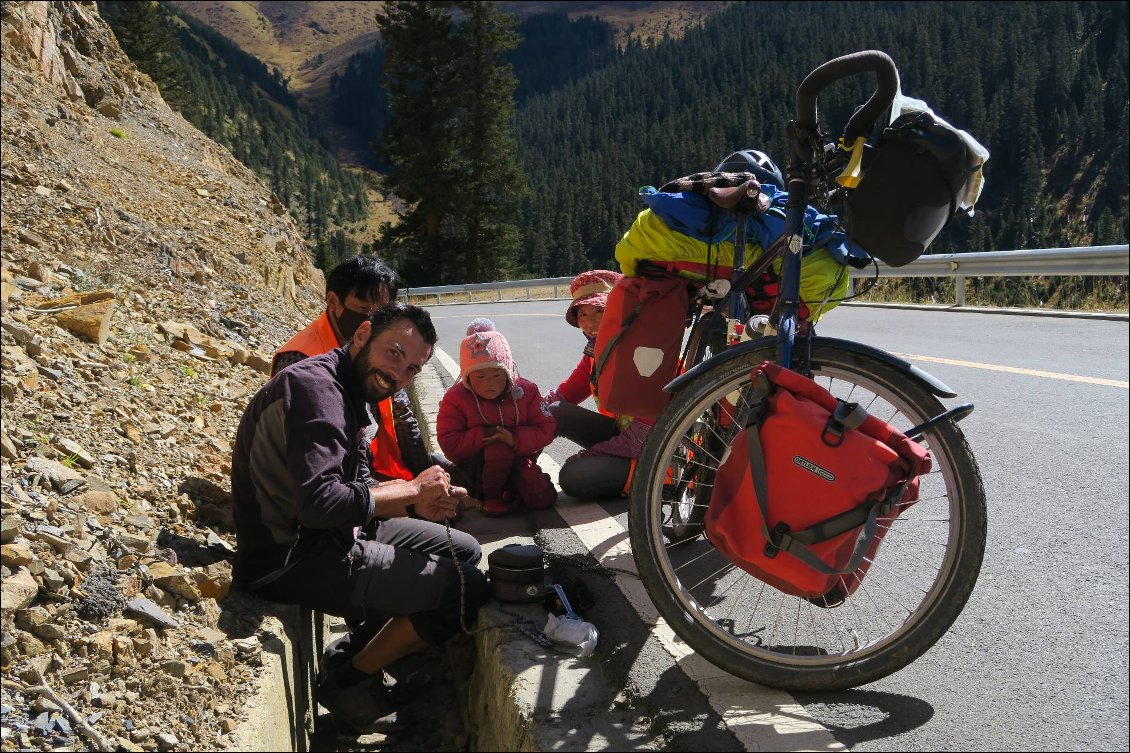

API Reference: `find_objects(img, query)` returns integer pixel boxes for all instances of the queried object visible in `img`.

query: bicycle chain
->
[492,607,554,649]
[443,519,553,649]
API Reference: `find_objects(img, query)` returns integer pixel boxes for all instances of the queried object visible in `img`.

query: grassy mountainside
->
[168,0,727,101]
[169,0,384,100]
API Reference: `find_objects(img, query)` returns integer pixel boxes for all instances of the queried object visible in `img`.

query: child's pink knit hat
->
[459,318,515,387]
[565,269,622,327]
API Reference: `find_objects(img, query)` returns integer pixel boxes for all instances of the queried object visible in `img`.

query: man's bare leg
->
[351,615,428,675]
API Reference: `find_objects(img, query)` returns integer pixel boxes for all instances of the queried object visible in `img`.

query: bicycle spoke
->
[632,341,985,689]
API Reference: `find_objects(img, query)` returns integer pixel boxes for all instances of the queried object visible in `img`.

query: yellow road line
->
[893,353,1129,389]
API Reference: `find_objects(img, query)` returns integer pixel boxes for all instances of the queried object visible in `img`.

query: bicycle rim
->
[660,419,714,542]
[629,342,987,691]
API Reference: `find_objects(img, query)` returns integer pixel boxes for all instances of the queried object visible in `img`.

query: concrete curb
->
[227,594,326,752]
[465,599,660,752]
[413,357,662,752]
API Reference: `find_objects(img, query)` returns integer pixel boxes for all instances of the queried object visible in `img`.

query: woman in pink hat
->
[545,270,652,500]
[437,319,558,517]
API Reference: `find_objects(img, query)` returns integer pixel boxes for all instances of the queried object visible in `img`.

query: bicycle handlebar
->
[795,50,900,142]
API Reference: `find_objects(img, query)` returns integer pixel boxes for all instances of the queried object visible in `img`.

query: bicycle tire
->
[629,340,987,691]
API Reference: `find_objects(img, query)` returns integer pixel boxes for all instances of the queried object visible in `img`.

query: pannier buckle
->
[823,400,866,447]
[765,522,789,558]
[821,416,846,447]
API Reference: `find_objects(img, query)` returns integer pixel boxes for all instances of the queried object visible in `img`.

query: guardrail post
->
[955,276,966,307]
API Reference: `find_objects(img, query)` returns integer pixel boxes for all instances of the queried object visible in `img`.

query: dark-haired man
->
[232,303,489,735]
[271,255,400,375]
[271,255,433,484]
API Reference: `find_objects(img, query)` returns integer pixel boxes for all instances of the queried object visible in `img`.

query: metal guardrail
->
[399,245,1129,307]
[402,276,576,303]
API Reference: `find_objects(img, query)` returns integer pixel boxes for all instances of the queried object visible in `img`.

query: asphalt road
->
[424,300,1130,752]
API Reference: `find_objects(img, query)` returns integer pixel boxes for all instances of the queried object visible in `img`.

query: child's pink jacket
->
[437,377,557,461]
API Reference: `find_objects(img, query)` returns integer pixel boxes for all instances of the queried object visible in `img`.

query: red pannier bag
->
[592,275,689,421]
[705,362,931,606]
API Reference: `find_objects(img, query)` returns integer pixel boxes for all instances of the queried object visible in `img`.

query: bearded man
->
[231,302,488,735]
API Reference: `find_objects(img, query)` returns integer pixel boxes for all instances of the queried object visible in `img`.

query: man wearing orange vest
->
[272,256,441,483]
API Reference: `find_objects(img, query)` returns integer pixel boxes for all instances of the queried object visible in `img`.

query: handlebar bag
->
[843,110,975,267]
[705,362,931,606]
[591,274,689,421]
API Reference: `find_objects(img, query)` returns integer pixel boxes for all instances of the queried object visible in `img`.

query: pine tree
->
[376,1,527,285]
[448,1,527,282]
[375,1,460,284]
[99,1,189,110]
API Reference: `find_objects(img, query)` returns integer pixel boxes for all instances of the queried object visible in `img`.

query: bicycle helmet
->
[714,149,785,190]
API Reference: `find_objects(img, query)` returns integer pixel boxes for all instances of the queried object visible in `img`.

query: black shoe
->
[318,651,431,705]
[322,619,387,668]
[317,664,410,735]
[382,668,433,705]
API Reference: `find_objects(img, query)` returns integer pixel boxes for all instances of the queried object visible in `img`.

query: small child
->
[437,319,557,517]
[546,270,652,500]
[542,268,623,410]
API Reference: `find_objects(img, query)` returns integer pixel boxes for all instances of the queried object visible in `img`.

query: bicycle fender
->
[663,336,958,398]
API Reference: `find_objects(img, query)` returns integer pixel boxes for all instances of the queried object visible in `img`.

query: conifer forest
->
[102,1,1127,307]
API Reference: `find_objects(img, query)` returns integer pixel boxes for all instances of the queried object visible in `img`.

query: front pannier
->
[705,362,931,605]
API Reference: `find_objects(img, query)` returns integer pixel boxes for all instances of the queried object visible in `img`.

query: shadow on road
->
[792,689,935,747]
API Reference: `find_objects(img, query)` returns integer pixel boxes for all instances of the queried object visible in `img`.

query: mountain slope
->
[1,2,326,749]
[168,0,384,101]
[168,0,727,101]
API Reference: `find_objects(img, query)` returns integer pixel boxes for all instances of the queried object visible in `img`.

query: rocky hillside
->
[1,2,327,750]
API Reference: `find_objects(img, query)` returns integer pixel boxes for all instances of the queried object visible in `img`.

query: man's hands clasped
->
[411,465,467,522]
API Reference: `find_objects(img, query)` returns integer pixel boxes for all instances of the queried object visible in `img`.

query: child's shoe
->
[512,458,558,510]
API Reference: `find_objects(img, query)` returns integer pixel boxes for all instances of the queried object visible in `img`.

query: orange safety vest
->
[275,312,414,481]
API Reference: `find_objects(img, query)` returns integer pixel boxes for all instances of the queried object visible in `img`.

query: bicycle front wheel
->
[629,341,987,691]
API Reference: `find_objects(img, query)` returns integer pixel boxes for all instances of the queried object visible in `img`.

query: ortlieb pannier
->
[591,274,689,421]
[705,362,931,605]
